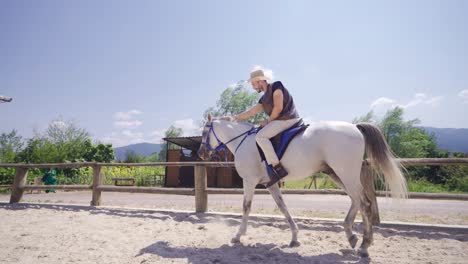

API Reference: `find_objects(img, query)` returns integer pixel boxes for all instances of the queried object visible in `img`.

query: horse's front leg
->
[231,181,256,244]
[267,183,300,247]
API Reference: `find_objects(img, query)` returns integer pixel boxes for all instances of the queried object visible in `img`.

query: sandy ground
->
[1,202,467,264]
[1,191,467,225]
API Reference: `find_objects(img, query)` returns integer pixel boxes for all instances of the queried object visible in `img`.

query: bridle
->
[201,122,259,161]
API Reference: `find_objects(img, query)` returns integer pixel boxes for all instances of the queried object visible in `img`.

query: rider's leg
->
[256,118,300,185]
[256,118,300,166]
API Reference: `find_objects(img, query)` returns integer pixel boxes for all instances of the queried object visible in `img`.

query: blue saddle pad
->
[256,119,309,162]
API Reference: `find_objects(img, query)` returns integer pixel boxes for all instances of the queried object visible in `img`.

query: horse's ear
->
[207,113,212,122]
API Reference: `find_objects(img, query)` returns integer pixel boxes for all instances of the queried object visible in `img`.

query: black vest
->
[258,81,299,120]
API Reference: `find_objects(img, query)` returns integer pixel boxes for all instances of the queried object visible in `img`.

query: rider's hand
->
[260,120,268,127]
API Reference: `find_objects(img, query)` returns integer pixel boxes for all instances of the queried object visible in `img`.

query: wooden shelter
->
[163,136,242,188]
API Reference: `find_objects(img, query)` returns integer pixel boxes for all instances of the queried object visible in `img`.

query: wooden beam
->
[397,158,468,166]
[195,166,207,213]
[90,166,102,206]
[10,168,28,203]
[1,158,467,169]
[97,186,194,195]
[0,162,98,169]
[22,185,91,190]
[97,162,236,167]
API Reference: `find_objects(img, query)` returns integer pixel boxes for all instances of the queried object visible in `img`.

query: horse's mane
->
[212,118,255,129]
[233,120,255,128]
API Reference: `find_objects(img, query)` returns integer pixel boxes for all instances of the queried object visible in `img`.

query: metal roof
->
[163,136,202,151]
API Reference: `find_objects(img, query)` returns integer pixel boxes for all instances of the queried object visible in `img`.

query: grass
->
[283,175,464,194]
[407,178,455,193]
[283,176,338,190]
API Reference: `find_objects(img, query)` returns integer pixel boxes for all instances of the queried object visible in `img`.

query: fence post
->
[91,165,102,206]
[194,165,207,213]
[10,168,29,203]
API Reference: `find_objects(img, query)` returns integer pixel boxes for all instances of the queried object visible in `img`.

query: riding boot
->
[266,163,288,188]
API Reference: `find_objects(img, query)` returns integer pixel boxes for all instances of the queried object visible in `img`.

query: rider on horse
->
[225,68,301,187]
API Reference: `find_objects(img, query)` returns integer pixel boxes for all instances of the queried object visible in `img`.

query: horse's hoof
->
[348,234,358,248]
[231,237,241,244]
[358,248,369,258]
[289,241,301,247]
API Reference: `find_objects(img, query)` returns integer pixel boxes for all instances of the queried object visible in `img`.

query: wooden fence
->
[1,158,467,213]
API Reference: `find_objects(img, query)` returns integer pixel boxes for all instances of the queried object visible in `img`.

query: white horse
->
[197,114,407,257]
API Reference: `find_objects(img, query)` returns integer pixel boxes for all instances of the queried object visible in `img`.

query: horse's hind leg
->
[344,197,360,248]
[358,196,374,258]
[267,183,300,247]
[330,166,373,257]
[327,170,360,249]
[231,180,256,244]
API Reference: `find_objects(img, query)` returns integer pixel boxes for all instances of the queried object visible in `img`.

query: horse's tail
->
[356,123,408,199]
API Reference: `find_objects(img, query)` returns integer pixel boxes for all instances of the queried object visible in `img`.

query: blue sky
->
[1,0,467,147]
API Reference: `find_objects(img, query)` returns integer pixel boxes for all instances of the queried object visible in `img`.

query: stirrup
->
[265,164,288,188]
[273,163,288,178]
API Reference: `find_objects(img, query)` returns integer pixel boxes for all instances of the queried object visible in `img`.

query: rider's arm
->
[268,89,284,123]
[234,103,263,121]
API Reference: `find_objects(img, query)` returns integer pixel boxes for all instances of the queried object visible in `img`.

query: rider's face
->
[250,81,262,93]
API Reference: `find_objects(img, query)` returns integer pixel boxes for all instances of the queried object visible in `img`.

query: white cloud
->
[458,89,468,103]
[103,115,202,147]
[146,119,202,144]
[149,129,168,144]
[424,96,443,107]
[370,94,443,110]
[112,110,143,129]
[173,118,203,137]
[101,132,126,147]
[401,93,443,108]
[370,97,397,109]
[113,110,143,120]
[113,120,143,129]
[251,65,274,80]
[101,130,145,147]
[122,130,143,138]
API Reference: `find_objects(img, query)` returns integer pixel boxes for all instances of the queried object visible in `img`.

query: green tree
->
[45,119,91,162]
[83,139,114,162]
[204,83,267,124]
[45,119,90,144]
[94,143,114,162]
[354,107,437,158]
[15,119,94,164]
[15,137,57,163]
[353,107,458,185]
[145,152,161,162]
[124,150,144,163]
[159,125,183,161]
[0,129,23,163]
[352,110,375,124]
[0,130,23,184]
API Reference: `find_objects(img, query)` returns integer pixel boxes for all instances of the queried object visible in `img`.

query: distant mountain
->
[418,127,468,154]
[113,143,164,160]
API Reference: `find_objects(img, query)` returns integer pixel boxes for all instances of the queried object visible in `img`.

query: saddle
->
[256,119,309,162]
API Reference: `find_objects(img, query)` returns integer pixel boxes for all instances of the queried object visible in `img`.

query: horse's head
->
[197,113,219,160]
[197,113,254,160]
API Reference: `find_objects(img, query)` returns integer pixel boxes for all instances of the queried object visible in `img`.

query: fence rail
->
[1,158,467,212]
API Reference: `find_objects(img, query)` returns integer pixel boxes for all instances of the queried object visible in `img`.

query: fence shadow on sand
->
[1,202,466,243]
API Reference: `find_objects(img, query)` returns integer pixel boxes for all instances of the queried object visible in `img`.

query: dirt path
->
[1,191,467,225]
[1,203,467,264]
